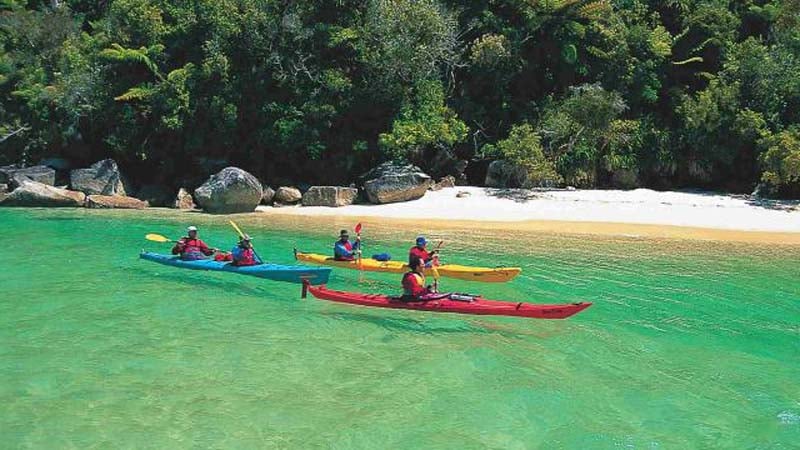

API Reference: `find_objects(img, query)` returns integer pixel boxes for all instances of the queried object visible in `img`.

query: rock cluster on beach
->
[0,158,460,213]
[302,186,358,207]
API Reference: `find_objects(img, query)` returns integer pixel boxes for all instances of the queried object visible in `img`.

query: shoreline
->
[251,186,800,244]
[7,186,800,244]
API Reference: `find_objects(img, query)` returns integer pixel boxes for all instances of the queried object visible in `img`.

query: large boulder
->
[302,186,358,207]
[261,186,276,205]
[86,195,148,209]
[174,188,195,210]
[0,165,56,188]
[1,180,85,207]
[193,167,263,214]
[362,162,432,204]
[70,159,128,196]
[274,186,302,205]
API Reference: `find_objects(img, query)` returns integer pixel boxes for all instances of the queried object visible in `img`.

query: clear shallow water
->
[1,208,799,449]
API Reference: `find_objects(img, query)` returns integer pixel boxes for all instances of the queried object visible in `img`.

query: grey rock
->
[430,176,456,191]
[362,162,432,204]
[194,167,263,214]
[274,186,302,204]
[1,180,85,207]
[302,186,358,207]
[0,183,7,194]
[174,188,196,210]
[0,165,56,188]
[0,164,20,184]
[70,159,128,195]
[456,190,471,198]
[86,195,148,209]
[261,186,276,205]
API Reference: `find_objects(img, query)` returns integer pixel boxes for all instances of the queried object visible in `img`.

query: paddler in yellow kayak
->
[333,229,361,261]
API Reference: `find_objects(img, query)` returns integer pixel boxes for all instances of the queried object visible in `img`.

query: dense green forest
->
[1,0,799,196]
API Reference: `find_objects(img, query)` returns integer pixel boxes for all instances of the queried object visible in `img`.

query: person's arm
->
[198,239,215,255]
[171,239,185,255]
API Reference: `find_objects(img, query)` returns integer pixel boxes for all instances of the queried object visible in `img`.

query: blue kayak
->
[139,252,331,285]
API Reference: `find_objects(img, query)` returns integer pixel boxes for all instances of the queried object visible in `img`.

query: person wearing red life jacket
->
[172,226,216,260]
[401,257,435,300]
[408,236,438,266]
[333,229,360,261]
[231,235,261,266]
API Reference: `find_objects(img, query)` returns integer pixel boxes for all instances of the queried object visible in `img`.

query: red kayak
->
[302,282,591,320]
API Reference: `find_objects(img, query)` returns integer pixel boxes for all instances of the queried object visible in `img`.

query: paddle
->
[228,220,264,264]
[354,222,363,270]
[145,233,176,243]
[430,240,444,293]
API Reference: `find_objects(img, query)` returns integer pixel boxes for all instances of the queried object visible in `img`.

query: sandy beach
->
[254,187,800,244]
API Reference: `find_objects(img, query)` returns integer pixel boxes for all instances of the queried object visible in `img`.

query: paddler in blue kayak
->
[172,226,216,260]
[333,229,360,261]
[231,234,261,266]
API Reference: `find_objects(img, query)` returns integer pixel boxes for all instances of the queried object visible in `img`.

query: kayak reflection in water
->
[172,226,216,261]
[333,229,360,261]
[231,234,262,266]
[401,258,439,301]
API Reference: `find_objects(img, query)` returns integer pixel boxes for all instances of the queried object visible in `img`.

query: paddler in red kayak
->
[333,229,360,261]
[401,257,437,300]
[408,236,438,267]
[231,234,261,266]
[172,226,216,260]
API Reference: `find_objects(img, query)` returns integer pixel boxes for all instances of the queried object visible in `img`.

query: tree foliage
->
[0,0,799,195]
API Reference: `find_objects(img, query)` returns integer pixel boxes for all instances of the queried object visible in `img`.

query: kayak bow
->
[140,251,331,284]
[301,281,591,320]
[295,251,521,283]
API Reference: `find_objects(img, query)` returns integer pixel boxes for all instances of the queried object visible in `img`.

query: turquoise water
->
[1,208,799,448]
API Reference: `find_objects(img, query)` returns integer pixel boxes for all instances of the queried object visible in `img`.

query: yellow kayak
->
[294,252,521,283]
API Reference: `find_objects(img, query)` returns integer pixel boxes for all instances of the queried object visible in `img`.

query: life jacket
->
[174,237,211,260]
[408,246,431,266]
[334,240,356,261]
[402,271,427,297]
[232,246,257,266]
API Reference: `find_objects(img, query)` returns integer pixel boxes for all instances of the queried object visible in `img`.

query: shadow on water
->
[128,265,301,300]
[318,310,544,339]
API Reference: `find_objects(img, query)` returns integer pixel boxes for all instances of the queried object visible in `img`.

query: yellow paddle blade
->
[229,220,245,239]
[145,233,171,243]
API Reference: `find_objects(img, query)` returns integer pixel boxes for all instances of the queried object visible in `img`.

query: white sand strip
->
[257,187,800,233]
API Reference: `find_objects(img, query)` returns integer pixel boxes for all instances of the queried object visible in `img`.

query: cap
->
[416,236,427,245]
[241,234,251,241]
[187,226,198,232]
[340,229,349,236]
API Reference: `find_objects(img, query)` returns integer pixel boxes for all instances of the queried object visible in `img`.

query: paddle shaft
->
[229,220,264,263]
